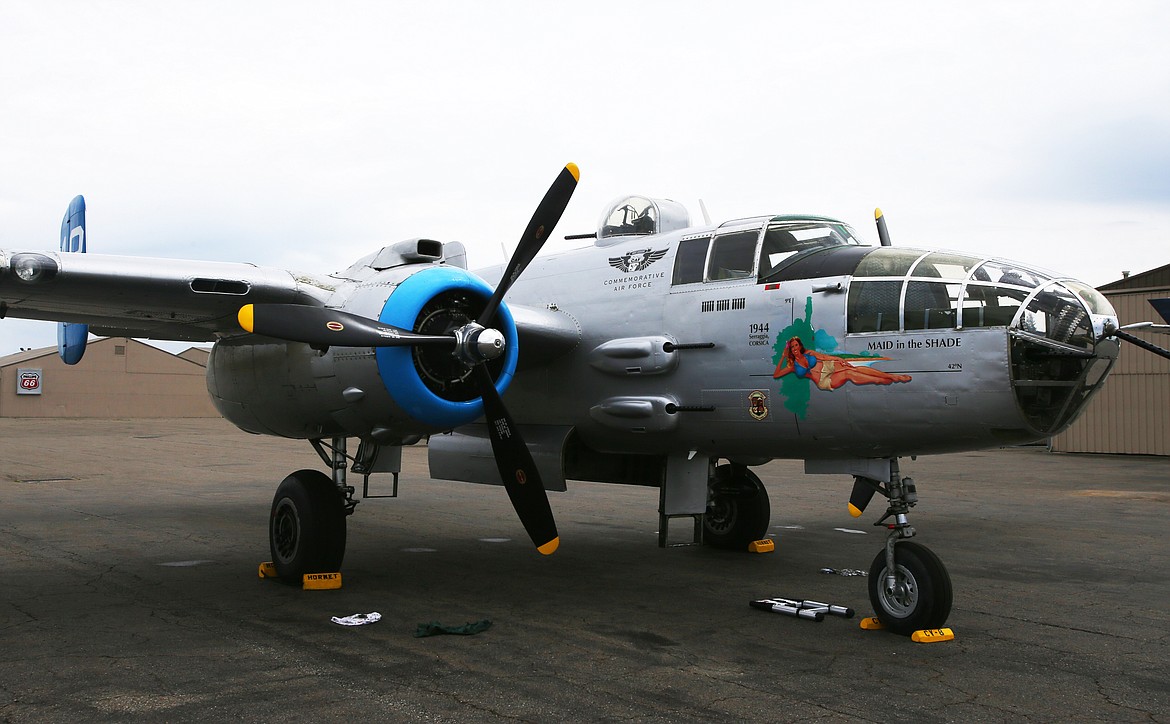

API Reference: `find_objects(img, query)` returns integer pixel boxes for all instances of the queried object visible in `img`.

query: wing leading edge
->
[0,249,334,343]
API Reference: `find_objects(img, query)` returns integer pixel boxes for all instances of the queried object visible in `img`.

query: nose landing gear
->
[854,461,953,635]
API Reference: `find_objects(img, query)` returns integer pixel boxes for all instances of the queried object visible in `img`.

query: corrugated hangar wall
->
[1052,266,1170,455]
[0,337,217,418]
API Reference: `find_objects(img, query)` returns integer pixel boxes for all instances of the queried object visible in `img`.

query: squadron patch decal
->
[748,390,769,420]
[608,248,668,273]
[603,247,670,292]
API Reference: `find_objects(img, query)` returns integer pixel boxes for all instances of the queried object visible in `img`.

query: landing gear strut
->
[856,460,952,635]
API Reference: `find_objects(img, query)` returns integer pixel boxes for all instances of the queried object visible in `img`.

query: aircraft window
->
[1063,281,1115,317]
[672,236,710,284]
[600,196,657,238]
[971,260,1048,289]
[757,222,858,281]
[904,281,961,330]
[959,284,1024,328]
[910,252,980,280]
[1020,283,1094,348]
[707,229,759,281]
[847,280,901,333]
[852,248,923,277]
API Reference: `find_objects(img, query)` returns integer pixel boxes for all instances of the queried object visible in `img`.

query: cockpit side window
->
[706,229,759,281]
[672,236,710,285]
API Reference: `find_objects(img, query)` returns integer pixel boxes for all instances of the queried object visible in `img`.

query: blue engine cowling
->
[375,265,518,429]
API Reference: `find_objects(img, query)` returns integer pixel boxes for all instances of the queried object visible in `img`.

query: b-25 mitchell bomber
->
[3,164,1167,635]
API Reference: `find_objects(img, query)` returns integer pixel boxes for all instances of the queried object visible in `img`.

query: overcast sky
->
[2,1,1168,356]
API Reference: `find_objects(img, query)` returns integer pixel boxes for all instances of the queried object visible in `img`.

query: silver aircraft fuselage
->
[481,208,1119,461]
[194,197,1118,466]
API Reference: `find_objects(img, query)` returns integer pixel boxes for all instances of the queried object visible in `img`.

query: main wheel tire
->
[703,464,771,550]
[868,541,953,635]
[269,469,347,584]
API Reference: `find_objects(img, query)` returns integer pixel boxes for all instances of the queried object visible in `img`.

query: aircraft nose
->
[1008,277,1119,435]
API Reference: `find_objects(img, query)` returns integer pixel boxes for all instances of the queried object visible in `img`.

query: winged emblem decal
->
[608,248,668,273]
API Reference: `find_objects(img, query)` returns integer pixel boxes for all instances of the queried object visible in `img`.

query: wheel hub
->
[272,498,301,564]
[705,496,737,534]
[878,564,919,616]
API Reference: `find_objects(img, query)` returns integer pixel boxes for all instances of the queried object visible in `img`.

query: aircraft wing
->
[0,249,334,342]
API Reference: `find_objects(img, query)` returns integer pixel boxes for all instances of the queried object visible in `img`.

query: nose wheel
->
[867,540,952,635]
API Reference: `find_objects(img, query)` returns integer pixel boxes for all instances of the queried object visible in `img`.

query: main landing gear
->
[269,470,347,582]
[704,463,772,550]
[268,436,360,584]
[852,461,952,635]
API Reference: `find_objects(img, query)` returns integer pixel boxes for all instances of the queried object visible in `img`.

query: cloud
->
[1014,116,1170,204]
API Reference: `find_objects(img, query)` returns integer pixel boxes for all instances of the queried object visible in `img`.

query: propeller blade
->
[875,208,892,247]
[474,364,559,554]
[478,163,579,326]
[239,303,455,348]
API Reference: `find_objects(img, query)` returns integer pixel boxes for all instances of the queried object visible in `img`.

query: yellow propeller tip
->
[874,208,884,220]
[565,163,580,182]
[537,536,560,555]
[238,304,255,333]
[848,503,864,518]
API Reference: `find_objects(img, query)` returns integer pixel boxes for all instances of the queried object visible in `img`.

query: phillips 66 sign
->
[16,368,42,395]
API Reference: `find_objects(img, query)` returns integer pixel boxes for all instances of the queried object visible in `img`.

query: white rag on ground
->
[331,612,382,626]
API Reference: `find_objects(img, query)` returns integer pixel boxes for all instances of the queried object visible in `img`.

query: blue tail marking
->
[58,195,89,365]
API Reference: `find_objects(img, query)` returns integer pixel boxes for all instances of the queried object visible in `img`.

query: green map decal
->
[771,297,834,418]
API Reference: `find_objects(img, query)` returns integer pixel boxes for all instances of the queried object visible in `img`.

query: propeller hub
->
[476,327,506,360]
[452,323,506,366]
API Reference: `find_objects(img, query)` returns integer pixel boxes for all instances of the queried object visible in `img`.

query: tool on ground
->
[750,597,855,621]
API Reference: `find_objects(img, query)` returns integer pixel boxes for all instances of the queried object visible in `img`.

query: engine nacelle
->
[207,264,518,441]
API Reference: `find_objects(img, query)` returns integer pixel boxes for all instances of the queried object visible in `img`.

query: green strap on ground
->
[413,619,493,638]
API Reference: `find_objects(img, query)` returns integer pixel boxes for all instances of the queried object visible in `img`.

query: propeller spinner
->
[239,163,580,555]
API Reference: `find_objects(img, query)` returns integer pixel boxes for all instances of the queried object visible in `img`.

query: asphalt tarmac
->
[1,418,1168,722]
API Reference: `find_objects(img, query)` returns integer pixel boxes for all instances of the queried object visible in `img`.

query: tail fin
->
[1150,298,1170,325]
[57,195,89,365]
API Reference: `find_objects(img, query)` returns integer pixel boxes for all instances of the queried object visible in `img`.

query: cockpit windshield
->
[758,220,865,281]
